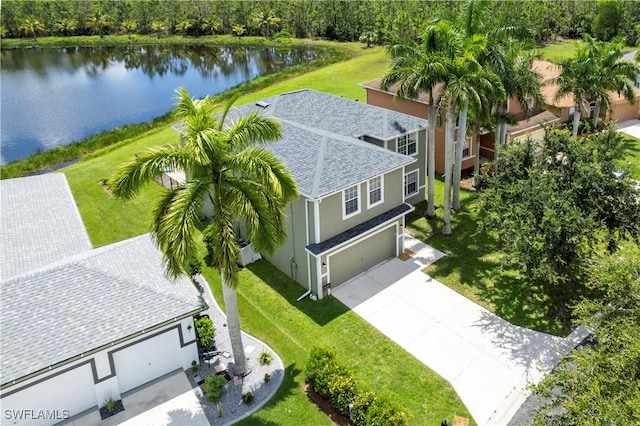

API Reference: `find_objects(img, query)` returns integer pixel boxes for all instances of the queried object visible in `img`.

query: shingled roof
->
[0,175,205,387]
[229,89,423,199]
[0,174,92,281]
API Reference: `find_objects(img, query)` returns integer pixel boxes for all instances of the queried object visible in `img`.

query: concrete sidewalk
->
[333,236,577,425]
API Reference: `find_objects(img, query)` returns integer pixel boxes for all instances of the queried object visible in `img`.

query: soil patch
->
[303,383,352,426]
[99,179,114,196]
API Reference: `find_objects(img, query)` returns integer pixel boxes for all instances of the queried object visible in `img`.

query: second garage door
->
[328,226,396,287]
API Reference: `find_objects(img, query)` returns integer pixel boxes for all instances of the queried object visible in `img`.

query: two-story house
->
[223,89,428,299]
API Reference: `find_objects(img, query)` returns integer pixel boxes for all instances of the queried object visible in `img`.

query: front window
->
[404,170,419,198]
[396,133,417,156]
[368,176,383,208]
[343,185,360,218]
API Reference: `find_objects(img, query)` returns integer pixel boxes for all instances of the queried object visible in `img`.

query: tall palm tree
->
[550,41,595,138]
[110,88,298,376]
[86,11,112,38]
[381,20,454,219]
[583,35,640,129]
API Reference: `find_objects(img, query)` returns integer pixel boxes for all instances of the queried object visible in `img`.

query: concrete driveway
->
[333,237,571,425]
[617,119,640,139]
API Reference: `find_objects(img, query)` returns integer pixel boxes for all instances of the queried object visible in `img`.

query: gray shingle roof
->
[1,234,204,386]
[0,174,92,281]
[254,89,427,140]
[229,90,423,199]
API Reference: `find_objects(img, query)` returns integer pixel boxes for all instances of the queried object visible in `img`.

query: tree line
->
[2,0,639,45]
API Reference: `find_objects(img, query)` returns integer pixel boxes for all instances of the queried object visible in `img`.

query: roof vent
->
[256,100,270,108]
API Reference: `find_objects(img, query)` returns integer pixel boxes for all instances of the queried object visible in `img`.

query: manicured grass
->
[539,40,577,63]
[203,261,473,425]
[621,133,640,179]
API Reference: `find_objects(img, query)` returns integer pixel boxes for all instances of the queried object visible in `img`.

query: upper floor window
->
[368,176,384,208]
[343,185,360,219]
[463,136,471,158]
[404,170,419,198]
[396,133,417,156]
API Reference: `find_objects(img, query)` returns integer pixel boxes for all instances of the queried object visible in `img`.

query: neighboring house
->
[536,58,640,125]
[0,174,205,425]
[217,89,427,299]
[361,79,561,173]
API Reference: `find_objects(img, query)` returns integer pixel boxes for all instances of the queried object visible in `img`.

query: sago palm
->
[110,87,298,376]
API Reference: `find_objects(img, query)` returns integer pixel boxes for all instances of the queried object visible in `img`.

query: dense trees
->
[532,252,640,424]
[110,88,298,376]
[478,127,640,312]
[1,0,639,45]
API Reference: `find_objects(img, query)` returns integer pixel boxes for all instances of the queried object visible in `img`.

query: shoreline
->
[0,35,351,180]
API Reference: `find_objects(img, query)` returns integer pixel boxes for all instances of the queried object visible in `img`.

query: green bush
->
[204,374,227,401]
[242,391,254,404]
[259,350,273,365]
[327,368,358,416]
[195,317,215,347]
[305,347,407,426]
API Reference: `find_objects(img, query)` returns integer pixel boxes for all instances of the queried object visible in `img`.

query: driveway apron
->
[333,236,567,425]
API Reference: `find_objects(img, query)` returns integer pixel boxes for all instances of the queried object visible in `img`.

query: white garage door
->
[113,329,181,393]
[329,226,396,287]
[1,363,96,425]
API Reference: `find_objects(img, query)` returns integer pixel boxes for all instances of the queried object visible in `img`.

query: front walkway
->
[617,119,640,139]
[333,236,587,425]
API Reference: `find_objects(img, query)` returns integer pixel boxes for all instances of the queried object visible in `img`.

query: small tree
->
[19,16,45,41]
[204,374,227,401]
[195,317,215,347]
[231,24,246,38]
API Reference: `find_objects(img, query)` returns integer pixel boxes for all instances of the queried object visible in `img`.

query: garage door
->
[1,363,97,425]
[113,329,181,393]
[329,226,396,287]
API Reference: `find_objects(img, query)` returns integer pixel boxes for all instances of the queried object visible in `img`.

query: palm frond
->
[226,112,282,151]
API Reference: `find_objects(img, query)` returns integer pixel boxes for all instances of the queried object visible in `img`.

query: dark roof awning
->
[306,203,414,256]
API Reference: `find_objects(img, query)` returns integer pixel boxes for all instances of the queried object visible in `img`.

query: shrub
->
[204,374,227,401]
[264,373,271,383]
[305,347,407,426]
[242,391,254,404]
[103,397,117,411]
[259,350,273,365]
[191,360,198,372]
[327,368,358,416]
[195,317,215,347]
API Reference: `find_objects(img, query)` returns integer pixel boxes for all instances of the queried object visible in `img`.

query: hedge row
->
[305,347,407,426]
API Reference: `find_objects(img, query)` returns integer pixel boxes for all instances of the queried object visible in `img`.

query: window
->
[404,170,419,198]
[463,136,471,158]
[368,176,384,208]
[343,185,360,218]
[396,133,417,156]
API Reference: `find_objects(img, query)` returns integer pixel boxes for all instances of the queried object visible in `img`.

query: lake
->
[0,45,319,165]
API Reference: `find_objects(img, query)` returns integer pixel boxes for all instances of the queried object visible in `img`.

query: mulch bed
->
[99,399,124,420]
[303,383,352,426]
[398,249,415,261]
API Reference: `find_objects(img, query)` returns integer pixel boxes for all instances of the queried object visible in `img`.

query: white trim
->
[367,175,384,209]
[305,200,310,245]
[342,184,361,220]
[404,169,420,200]
[313,200,321,243]
[395,131,418,157]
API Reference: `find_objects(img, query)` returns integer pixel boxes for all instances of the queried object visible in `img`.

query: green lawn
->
[62,42,472,424]
[538,40,577,63]
[621,133,640,179]
[203,261,472,425]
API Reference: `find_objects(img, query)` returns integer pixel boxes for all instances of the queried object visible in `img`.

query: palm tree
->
[150,21,168,38]
[232,24,247,38]
[54,18,77,37]
[381,20,453,219]
[110,88,299,376]
[86,11,112,38]
[252,12,281,38]
[19,16,46,41]
[582,35,640,130]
